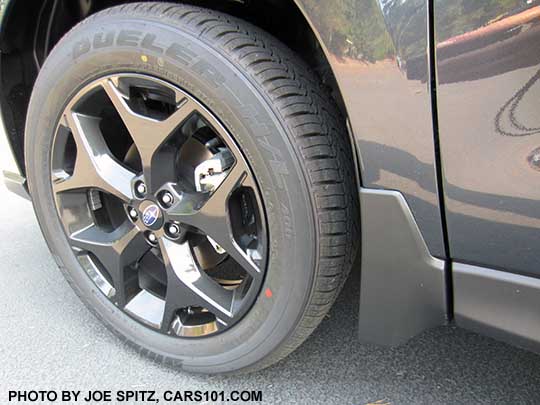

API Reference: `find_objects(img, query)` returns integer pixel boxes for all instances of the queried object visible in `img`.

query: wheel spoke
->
[159,239,234,331]
[101,78,198,191]
[71,222,149,305]
[53,113,136,202]
[167,161,261,277]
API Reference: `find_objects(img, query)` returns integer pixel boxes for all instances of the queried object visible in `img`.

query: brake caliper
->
[194,148,234,193]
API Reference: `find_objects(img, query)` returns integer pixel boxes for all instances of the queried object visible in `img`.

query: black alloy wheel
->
[52,74,267,337]
[25,3,359,373]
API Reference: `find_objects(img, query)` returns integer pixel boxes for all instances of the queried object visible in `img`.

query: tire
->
[25,2,359,374]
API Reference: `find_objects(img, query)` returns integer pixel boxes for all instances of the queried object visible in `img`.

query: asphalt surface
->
[1,181,540,404]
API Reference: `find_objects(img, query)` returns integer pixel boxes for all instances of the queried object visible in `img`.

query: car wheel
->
[25,2,359,374]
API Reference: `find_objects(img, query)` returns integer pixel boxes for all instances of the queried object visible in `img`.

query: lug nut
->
[135,181,147,196]
[128,208,138,219]
[168,223,180,236]
[160,191,173,207]
[147,232,157,243]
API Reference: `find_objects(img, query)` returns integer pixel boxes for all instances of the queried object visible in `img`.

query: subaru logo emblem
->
[142,204,160,227]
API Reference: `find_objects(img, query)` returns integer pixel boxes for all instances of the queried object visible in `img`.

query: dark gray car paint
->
[434,0,540,276]
[454,262,540,353]
[296,0,446,258]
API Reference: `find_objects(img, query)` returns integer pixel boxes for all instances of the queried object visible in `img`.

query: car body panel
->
[454,262,540,353]
[434,0,540,276]
[296,0,446,258]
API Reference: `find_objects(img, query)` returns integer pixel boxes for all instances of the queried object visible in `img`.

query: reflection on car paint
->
[435,0,540,274]
[297,0,446,257]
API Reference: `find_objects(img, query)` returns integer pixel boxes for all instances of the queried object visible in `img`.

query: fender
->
[293,0,449,344]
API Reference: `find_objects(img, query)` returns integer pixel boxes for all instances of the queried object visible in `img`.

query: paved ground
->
[1,178,540,403]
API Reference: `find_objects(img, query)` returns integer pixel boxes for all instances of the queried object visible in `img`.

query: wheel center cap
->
[139,200,163,230]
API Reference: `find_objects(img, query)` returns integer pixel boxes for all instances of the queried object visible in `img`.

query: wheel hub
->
[139,201,163,230]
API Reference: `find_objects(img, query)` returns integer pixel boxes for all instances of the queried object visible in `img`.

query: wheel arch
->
[0,0,350,178]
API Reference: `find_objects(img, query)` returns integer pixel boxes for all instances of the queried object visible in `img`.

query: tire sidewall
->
[25,16,317,372]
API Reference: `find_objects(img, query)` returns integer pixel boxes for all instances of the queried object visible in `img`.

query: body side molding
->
[454,263,540,352]
[358,188,447,346]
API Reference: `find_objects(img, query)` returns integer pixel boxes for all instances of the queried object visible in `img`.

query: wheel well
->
[0,0,346,175]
